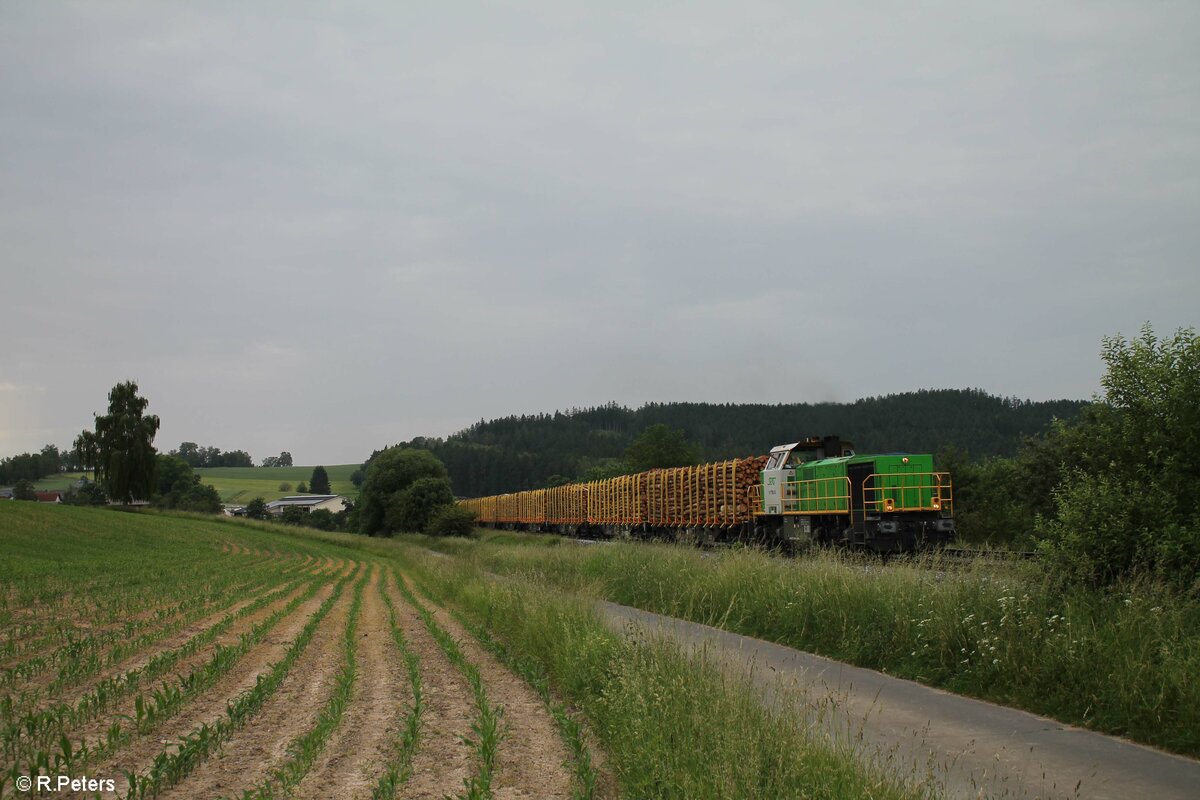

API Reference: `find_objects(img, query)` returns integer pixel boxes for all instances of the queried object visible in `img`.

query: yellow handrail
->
[861,472,953,513]
[747,477,851,516]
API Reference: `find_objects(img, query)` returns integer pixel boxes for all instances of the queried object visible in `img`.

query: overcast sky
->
[2,2,1197,465]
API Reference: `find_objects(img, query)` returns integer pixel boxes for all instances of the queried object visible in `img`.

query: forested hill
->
[388,389,1086,497]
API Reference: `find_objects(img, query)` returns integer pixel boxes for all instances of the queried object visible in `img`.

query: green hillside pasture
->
[31,472,91,491]
[196,464,359,504]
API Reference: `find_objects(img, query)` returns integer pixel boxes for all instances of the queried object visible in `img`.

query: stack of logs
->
[639,455,771,526]
[462,454,771,527]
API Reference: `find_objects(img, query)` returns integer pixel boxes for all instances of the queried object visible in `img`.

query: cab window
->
[785,450,809,468]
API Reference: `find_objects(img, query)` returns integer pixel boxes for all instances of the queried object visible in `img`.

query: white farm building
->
[265,495,348,516]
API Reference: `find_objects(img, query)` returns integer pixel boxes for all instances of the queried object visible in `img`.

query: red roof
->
[34,491,62,502]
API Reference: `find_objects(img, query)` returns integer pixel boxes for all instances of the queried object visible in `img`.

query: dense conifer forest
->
[378,389,1086,497]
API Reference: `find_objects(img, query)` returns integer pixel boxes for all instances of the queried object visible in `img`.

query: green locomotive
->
[752,436,955,552]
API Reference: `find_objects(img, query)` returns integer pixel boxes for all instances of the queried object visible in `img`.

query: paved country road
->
[600,602,1200,800]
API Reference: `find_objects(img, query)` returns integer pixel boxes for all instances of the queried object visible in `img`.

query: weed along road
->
[600,601,1200,800]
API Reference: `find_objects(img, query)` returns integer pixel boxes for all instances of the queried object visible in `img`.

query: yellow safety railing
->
[861,472,953,513]
[746,477,851,516]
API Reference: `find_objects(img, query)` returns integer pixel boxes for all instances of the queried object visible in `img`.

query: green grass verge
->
[393,543,925,800]
[411,532,1200,758]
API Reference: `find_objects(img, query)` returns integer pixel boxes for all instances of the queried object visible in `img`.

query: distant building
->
[264,495,348,516]
[34,491,63,504]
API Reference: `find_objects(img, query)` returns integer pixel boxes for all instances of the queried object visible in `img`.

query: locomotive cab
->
[761,437,854,515]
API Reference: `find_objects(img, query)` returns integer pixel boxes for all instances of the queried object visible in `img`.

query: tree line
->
[2,439,298,486]
[0,445,75,485]
[362,389,1087,497]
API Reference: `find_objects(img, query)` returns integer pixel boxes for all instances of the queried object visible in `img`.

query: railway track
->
[937,546,1038,561]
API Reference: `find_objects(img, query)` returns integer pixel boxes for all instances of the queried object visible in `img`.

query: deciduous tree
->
[358,447,449,535]
[91,382,160,503]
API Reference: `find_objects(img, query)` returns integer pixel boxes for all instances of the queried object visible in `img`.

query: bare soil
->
[149,574,359,799]
[388,576,477,799]
[38,578,310,711]
[292,568,412,799]
[67,575,345,794]
[398,573,575,800]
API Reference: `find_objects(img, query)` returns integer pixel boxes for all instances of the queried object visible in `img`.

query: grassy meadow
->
[195,463,359,503]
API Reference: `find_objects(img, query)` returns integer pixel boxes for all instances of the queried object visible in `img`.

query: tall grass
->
[412,534,1200,756]
[396,544,927,800]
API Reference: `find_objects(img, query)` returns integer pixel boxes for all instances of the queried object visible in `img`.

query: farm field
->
[195,464,360,503]
[0,503,922,799]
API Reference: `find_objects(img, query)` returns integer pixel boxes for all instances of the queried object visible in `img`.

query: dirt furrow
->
[50,577,317,734]
[32,577,309,711]
[68,577,342,794]
[146,575,358,800]
[3,571,277,691]
[389,577,476,799]
[399,576,575,800]
[291,568,410,800]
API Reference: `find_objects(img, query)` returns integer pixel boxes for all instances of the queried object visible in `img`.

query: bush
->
[385,476,455,533]
[12,479,35,501]
[426,504,476,537]
[245,497,268,520]
[278,482,292,492]
[280,506,308,526]
[63,483,108,506]
[306,508,339,531]
[1036,471,1143,585]
[155,481,223,514]
[1034,325,1200,587]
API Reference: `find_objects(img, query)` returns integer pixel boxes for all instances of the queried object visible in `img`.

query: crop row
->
[411,577,599,800]
[1,569,339,788]
[0,557,305,695]
[119,569,355,800]
[395,575,501,800]
[1,570,323,766]
[370,572,423,800]
[228,569,369,799]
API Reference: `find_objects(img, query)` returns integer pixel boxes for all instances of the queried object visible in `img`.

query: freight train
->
[459,436,956,552]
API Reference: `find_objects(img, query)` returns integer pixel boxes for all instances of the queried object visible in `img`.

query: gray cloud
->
[2,2,1197,463]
